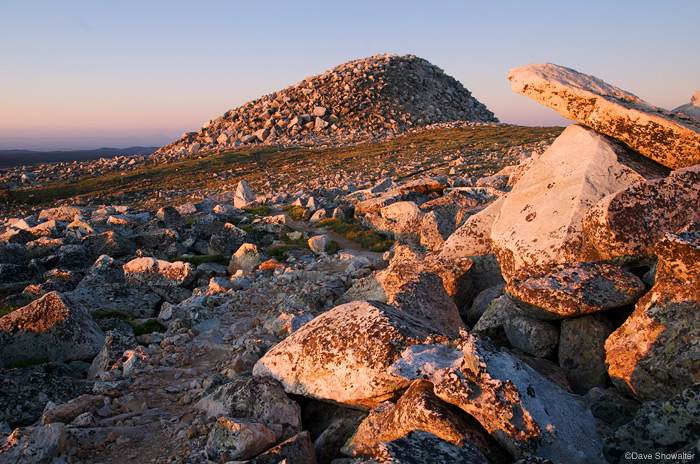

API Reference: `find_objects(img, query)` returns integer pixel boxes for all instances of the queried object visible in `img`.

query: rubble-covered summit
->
[157,54,498,156]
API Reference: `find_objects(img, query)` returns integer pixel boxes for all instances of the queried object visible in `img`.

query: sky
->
[1,0,698,151]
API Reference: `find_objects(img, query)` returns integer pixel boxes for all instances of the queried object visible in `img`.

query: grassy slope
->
[2,125,562,212]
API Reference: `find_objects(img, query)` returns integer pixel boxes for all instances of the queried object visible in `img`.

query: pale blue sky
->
[1,0,698,150]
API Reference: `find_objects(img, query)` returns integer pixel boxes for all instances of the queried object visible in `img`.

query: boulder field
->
[1,60,699,463]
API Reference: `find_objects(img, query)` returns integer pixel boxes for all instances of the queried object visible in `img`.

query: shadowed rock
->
[388,333,606,463]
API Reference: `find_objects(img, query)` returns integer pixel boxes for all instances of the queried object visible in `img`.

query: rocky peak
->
[158,54,498,156]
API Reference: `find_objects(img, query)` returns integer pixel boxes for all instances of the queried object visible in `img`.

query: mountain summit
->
[159,54,498,156]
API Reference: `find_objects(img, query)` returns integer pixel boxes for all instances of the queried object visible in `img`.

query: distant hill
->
[0,146,160,169]
[158,54,498,157]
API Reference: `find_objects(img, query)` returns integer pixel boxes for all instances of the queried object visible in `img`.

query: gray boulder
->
[0,292,104,368]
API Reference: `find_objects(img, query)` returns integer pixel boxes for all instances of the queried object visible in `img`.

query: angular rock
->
[440,197,504,259]
[377,260,468,338]
[605,272,700,400]
[0,292,104,368]
[38,206,85,222]
[472,295,520,346]
[227,243,265,274]
[196,375,301,441]
[490,125,668,279]
[584,165,700,260]
[559,314,613,394]
[654,230,700,281]
[346,380,491,459]
[380,201,423,235]
[40,394,104,425]
[672,90,700,119]
[253,301,442,407]
[419,210,455,250]
[82,230,136,258]
[389,334,605,463]
[0,423,67,464]
[123,257,196,288]
[603,382,700,464]
[155,205,181,224]
[308,234,330,253]
[87,323,137,380]
[505,262,645,318]
[508,63,700,169]
[67,255,161,318]
[234,180,256,208]
[205,417,277,462]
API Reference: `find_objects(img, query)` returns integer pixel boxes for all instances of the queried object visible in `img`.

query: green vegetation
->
[318,218,393,252]
[0,303,19,317]
[284,205,307,221]
[92,310,165,336]
[3,125,562,212]
[244,205,271,216]
[173,254,228,266]
[8,358,49,369]
[326,240,340,254]
[266,232,310,261]
[129,319,166,336]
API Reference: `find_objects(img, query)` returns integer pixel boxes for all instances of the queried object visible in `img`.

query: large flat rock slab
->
[508,63,700,169]
[252,301,442,407]
[505,262,645,319]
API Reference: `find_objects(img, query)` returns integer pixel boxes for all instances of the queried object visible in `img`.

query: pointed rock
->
[490,124,668,279]
[234,180,256,208]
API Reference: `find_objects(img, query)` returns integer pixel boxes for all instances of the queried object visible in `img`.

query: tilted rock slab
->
[584,165,700,260]
[389,333,605,463]
[490,124,668,280]
[505,262,645,318]
[337,256,471,336]
[253,301,445,407]
[0,292,104,368]
[123,257,196,287]
[508,63,700,169]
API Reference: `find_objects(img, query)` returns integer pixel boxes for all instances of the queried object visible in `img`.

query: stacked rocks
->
[157,54,498,156]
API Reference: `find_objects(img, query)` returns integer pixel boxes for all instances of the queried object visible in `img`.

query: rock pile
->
[1,61,699,464]
[157,54,498,156]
